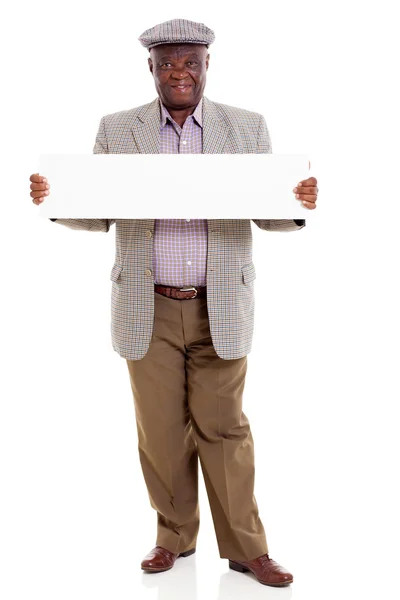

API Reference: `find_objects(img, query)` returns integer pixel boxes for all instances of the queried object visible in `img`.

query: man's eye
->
[160,61,198,67]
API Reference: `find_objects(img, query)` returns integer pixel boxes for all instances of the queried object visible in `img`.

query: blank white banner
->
[38,153,310,219]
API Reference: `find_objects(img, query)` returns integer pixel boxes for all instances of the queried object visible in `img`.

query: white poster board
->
[38,153,310,219]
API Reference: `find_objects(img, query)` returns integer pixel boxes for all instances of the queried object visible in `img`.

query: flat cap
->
[138,18,215,51]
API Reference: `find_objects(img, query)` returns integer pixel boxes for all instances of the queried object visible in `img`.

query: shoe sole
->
[141,548,196,572]
[229,560,293,587]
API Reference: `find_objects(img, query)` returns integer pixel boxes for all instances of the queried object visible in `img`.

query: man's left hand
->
[293,162,318,209]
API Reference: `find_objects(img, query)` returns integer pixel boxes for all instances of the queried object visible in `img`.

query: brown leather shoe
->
[141,545,196,572]
[229,553,293,587]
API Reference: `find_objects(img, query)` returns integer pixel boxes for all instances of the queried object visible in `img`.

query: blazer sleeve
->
[49,116,115,232]
[252,114,306,232]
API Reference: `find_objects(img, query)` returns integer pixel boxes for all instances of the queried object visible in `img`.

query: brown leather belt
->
[154,284,207,300]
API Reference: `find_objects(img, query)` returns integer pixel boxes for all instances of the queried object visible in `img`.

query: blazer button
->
[145,230,153,238]
[145,269,152,277]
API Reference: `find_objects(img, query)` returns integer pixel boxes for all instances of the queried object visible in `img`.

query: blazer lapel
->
[203,96,243,154]
[131,97,160,154]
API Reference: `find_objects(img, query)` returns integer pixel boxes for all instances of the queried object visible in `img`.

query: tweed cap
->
[138,18,215,51]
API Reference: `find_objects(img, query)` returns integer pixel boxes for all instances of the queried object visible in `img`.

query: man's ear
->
[148,57,153,73]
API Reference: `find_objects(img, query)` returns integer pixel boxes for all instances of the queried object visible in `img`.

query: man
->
[29,18,318,587]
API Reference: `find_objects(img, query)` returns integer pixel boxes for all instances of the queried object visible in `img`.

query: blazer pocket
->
[110,263,123,282]
[241,262,256,285]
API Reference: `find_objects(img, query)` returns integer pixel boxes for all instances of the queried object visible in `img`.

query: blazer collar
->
[131,95,235,154]
[159,97,203,128]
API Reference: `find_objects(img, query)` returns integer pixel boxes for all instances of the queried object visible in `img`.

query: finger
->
[31,188,50,197]
[31,182,50,191]
[301,200,317,209]
[297,176,317,187]
[32,194,46,204]
[31,190,50,201]
[30,173,48,184]
[297,194,317,204]
[293,186,318,194]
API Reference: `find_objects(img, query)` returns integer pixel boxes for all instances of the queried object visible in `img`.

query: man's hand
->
[292,160,318,210]
[30,173,50,205]
[293,176,318,210]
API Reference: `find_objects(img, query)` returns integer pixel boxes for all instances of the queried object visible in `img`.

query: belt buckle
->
[180,286,198,298]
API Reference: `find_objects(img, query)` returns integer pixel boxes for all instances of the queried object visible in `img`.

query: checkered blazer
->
[52,95,305,360]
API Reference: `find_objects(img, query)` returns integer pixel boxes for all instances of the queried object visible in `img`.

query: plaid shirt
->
[153,97,208,287]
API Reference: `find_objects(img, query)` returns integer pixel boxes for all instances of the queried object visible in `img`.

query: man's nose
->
[172,70,189,79]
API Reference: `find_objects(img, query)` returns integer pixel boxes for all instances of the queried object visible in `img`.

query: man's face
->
[148,43,209,108]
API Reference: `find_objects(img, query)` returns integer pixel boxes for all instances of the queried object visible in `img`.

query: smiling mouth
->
[171,84,192,92]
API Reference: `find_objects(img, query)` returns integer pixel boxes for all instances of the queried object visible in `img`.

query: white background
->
[1,1,400,599]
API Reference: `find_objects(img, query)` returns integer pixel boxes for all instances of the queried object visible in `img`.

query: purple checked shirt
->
[152,97,208,287]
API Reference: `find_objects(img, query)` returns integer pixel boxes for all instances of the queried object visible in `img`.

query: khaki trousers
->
[126,290,268,561]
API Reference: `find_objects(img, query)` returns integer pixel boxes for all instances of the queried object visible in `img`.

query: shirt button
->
[145,269,152,276]
[145,230,152,238]
[182,140,187,145]
[187,261,192,266]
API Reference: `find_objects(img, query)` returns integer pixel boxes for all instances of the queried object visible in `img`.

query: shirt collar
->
[159,96,203,128]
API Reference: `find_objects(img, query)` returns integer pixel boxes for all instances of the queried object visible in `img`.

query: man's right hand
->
[30,173,50,205]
